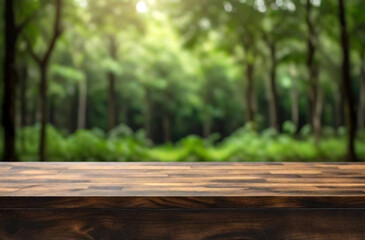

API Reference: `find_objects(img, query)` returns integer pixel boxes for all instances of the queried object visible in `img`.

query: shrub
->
[8,124,365,162]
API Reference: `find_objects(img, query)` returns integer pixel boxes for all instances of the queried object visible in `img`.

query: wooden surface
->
[1,162,365,208]
[1,162,365,239]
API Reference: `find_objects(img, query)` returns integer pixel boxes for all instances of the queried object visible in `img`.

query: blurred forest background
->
[1,0,365,162]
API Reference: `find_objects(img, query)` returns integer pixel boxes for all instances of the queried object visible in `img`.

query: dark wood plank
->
[1,196,365,209]
[0,209,364,240]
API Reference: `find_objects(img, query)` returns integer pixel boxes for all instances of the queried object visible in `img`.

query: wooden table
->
[0,162,365,239]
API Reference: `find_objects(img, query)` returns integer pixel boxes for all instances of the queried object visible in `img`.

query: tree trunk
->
[77,79,87,129]
[333,85,341,132]
[2,0,18,161]
[306,0,321,139]
[268,43,279,131]
[245,63,255,122]
[35,98,42,124]
[108,72,116,131]
[49,98,56,127]
[291,79,299,130]
[107,36,117,131]
[358,52,365,131]
[35,0,62,162]
[121,102,128,125]
[68,91,76,133]
[38,67,48,162]
[19,65,28,153]
[338,0,358,161]
[115,97,120,125]
[19,66,28,128]
[163,114,171,142]
[307,69,322,140]
[358,82,365,131]
[203,118,212,138]
[145,90,152,140]
[313,86,324,141]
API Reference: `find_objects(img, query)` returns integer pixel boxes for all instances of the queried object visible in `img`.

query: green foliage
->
[283,121,297,135]
[9,124,365,162]
[15,125,150,161]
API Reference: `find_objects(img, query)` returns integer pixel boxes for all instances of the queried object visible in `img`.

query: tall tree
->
[77,74,87,130]
[262,1,299,131]
[2,0,35,161]
[350,1,365,131]
[265,37,279,130]
[338,0,358,161]
[27,0,63,161]
[18,63,28,152]
[289,66,299,129]
[358,51,365,130]
[107,35,117,130]
[242,35,257,123]
[2,0,18,161]
[88,0,143,131]
[305,0,322,140]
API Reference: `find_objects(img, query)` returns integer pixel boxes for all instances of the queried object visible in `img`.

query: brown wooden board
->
[1,162,365,208]
[0,209,364,240]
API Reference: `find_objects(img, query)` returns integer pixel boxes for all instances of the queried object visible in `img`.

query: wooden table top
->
[1,162,365,209]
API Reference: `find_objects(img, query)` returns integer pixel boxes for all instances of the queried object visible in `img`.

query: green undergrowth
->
[2,123,365,162]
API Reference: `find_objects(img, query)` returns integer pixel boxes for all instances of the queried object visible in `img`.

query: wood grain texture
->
[0,209,364,240]
[1,162,365,208]
[1,162,365,239]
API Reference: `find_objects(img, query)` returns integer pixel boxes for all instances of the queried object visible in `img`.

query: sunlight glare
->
[74,0,87,8]
[224,2,233,12]
[137,1,148,13]
[311,0,321,7]
[255,0,266,12]
[286,1,296,11]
